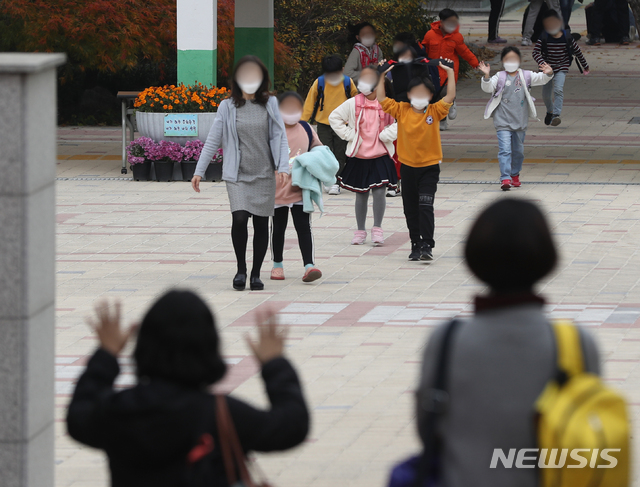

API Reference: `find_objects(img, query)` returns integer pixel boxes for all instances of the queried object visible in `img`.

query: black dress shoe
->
[249,276,264,291]
[233,273,247,291]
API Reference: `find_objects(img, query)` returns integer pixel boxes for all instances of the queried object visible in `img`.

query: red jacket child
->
[421,20,479,87]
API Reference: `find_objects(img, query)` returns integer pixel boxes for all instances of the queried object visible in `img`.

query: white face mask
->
[281,111,302,125]
[326,74,343,86]
[443,23,457,33]
[237,79,262,95]
[503,61,520,73]
[398,58,412,64]
[410,97,430,110]
[357,80,376,95]
[360,36,376,47]
[547,27,561,35]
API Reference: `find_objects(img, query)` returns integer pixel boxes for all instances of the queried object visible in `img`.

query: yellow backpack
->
[535,322,630,487]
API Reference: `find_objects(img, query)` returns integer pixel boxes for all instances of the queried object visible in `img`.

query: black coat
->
[67,349,310,487]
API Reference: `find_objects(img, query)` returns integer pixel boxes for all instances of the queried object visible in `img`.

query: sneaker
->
[521,37,532,46]
[440,118,449,131]
[544,112,553,126]
[586,37,601,46]
[371,226,384,245]
[302,267,322,283]
[511,174,521,188]
[351,230,367,245]
[270,267,285,280]
[501,179,512,191]
[328,184,341,195]
[550,115,562,126]
[448,101,457,120]
[488,37,508,44]
[386,187,398,197]
[571,32,582,42]
[420,243,434,261]
[620,36,630,45]
[409,242,422,261]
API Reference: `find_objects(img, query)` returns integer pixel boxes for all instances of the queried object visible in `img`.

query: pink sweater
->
[355,97,388,159]
[275,123,323,206]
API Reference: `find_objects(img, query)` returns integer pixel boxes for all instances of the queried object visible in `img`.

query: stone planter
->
[136,112,217,144]
[130,161,151,181]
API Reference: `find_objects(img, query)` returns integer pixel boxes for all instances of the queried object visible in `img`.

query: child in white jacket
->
[480,47,553,191]
[329,66,398,245]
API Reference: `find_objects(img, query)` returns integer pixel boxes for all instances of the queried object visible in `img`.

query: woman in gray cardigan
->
[192,56,290,291]
[415,198,600,487]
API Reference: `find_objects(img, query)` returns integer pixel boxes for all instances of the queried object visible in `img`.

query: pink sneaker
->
[351,230,367,245]
[270,267,285,280]
[371,227,384,245]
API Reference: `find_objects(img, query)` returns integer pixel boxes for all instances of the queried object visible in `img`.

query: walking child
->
[272,92,324,283]
[345,22,384,83]
[329,67,398,245]
[533,10,589,127]
[376,59,457,261]
[302,54,358,195]
[480,47,554,191]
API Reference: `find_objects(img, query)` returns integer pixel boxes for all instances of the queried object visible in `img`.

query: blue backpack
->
[310,74,352,123]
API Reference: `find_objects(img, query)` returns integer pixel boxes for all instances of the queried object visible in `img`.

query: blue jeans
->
[542,71,566,116]
[560,0,575,30]
[497,130,526,181]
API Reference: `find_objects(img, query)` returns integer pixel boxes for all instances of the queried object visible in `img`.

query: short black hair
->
[348,22,376,43]
[542,9,561,20]
[393,32,416,45]
[134,290,227,388]
[500,46,522,60]
[407,76,436,96]
[396,45,417,60]
[278,91,304,105]
[465,199,557,292]
[439,8,459,20]
[322,54,344,74]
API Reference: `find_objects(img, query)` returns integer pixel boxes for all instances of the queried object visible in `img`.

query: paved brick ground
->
[54,6,640,486]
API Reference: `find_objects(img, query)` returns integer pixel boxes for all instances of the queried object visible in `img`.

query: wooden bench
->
[116,91,141,174]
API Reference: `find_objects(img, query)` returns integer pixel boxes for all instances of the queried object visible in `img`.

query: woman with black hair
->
[413,198,600,487]
[67,291,309,487]
[345,22,384,83]
[192,56,290,291]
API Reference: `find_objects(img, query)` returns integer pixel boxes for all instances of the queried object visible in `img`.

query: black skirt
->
[338,154,399,193]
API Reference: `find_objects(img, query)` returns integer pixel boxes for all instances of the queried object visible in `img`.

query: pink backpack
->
[484,70,534,117]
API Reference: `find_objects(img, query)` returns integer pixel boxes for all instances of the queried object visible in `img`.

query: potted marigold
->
[127,137,155,181]
[134,83,229,144]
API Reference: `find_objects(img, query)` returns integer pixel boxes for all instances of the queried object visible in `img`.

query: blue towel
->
[291,146,339,214]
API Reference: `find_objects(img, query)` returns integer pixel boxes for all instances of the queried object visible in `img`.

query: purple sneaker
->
[488,37,508,44]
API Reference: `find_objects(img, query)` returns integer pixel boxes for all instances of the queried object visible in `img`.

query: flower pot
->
[130,161,151,181]
[180,161,197,181]
[205,163,223,182]
[136,112,218,144]
[154,161,175,182]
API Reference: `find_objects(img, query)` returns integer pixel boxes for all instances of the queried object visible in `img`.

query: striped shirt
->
[533,33,589,73]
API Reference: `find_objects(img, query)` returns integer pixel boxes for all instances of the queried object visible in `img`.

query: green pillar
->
[177,0,217,86]
[234,0,274,83]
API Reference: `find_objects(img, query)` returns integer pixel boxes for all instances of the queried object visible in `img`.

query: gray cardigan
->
[194,96,290,181]
[417,303,600,487]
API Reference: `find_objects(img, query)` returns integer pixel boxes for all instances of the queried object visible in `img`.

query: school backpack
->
[299,121,314,151]
[540,30,584,73]
[535,322,630,487]
[310,74,352,123]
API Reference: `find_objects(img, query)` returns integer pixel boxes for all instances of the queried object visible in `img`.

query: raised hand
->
[245,307,288,364]
[86,300,136,356]
[539,62,553,75]
[478,61,491,77]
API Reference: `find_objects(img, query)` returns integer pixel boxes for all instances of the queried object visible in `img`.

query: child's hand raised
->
[439,59,455,76]
[539,62,553,75]
[478,61,491,77]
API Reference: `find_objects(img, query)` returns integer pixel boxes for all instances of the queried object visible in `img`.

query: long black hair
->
[134,290,227,388]
[230,55,272,108]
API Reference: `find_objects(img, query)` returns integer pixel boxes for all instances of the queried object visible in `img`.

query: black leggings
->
[231,210,269,277]
[488,0,506,40]
[271,206,314,266]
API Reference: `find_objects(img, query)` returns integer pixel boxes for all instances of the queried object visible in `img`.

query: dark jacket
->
[67,349,310,487]
[379,58,449,102]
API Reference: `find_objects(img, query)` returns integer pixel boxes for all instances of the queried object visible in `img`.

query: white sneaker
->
[328,184,341,195]
[448,100,457,120]
[386,188,397,197]
[440,118,449,131]
[521,37,532,46]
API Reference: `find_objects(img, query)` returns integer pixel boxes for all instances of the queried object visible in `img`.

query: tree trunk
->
[630,0,640,38]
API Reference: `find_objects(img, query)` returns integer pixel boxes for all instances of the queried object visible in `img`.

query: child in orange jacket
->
[421,8,479,129]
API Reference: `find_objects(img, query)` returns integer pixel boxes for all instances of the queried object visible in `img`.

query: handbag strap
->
[216,395,255,487]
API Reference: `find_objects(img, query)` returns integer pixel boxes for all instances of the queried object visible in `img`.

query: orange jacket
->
[421,20,479,86]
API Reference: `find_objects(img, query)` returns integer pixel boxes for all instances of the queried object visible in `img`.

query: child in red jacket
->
[421,8,479,129]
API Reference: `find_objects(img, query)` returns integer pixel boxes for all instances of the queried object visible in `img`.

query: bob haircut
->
[278,91,304,105]
[230,55,271,108]
[465,198,557,292]
[407,76,437,97]
[134,290,227,388]
[500,46,522,60]
[348,21,376,43]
